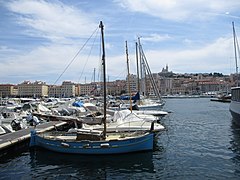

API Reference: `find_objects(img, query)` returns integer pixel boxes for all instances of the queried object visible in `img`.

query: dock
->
[0,121,67,155]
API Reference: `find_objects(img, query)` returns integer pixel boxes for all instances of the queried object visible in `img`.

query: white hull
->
[229,100,240,126]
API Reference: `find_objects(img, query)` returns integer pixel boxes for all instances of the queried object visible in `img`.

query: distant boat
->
[229,22,240,126]
[29,21,160,154]
[210,94,231,103]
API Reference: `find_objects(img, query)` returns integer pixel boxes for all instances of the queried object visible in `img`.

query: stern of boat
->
[29,130,37,147]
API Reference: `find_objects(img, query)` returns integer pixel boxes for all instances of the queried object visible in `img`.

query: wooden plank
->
[0,121,67,151]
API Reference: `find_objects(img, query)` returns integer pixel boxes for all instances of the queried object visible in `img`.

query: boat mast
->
[136,41,140,96]
[126,41,132,112]
[99,21,107,139]
[141,48,162,102]
[138,37,146,97]
[232,21,239,86]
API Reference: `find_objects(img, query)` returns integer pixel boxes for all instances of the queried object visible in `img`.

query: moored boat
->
[29,130,155,154]
[29,21,160,155]
[229,87,240,126]
[229,22,240,126]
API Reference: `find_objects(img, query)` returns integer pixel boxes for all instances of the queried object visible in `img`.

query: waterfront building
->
[18,81,48,98]
[61,81,75,97]
[197,80,222,94]
[48,85,61,98]
[107,80,126,95]
[78,82,99,96]
[126,74,138,94]
[48,81,75,97]
[159,77,173,95]
[0,84,18,97]
[2,66,235,97]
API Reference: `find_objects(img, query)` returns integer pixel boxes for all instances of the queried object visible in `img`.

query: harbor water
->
[1,98,240,179]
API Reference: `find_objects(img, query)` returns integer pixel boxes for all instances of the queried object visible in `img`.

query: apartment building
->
[18,81,48,97]
[78,82,99,96]
[2,66,235,97]
[0,84,18,97]
[126,74,138,93]
[107,80,126,95]
[48,81,75,97]
[48,85,61,97]
[61,81,75,97]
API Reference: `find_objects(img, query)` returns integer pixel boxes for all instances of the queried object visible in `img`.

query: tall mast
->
[126,41,132,112]
[135,41,140,100]
[99,21,106,139]
[138,38,146,97]
[233,22,238,77]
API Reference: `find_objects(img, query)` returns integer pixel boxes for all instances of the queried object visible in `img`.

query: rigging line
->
[113,69,127,79]
[77,28,100,83]
[107,68,127,81]
[53,26,99,85]
[140,45,162,100]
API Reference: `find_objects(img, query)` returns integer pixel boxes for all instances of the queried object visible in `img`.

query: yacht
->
[229,87,240,126]
[229,22,240,126]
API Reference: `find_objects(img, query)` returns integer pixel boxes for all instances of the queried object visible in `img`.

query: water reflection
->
[29,148,155,179]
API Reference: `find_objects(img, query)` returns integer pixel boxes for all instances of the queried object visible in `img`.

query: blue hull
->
[30,131,154,154]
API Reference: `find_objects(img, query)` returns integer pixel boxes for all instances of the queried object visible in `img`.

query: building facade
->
[48,81,75,97]
[18,81,48,98]
[0,84,18,97]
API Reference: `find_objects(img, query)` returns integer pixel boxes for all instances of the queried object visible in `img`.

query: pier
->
[0,121,67,157]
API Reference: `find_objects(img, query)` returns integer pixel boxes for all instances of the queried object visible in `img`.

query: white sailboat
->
[135,38,165,110]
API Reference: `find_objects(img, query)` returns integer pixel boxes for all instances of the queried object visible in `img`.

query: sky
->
[1,0,240,85]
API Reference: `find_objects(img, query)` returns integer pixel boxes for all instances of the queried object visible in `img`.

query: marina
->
[27,21,165,155]
[1,98,240,179]
[1,1,240,179]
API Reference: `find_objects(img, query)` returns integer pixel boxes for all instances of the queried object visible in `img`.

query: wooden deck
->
[0,121,67,151]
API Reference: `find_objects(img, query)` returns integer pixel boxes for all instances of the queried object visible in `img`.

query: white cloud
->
[102,36,235,82]
[116,0,240,21]
[119,36,234,75]
[0,43,103,84]
[6,0,98,42]
[1,0,238,84]
[0,46,18,53]
[0,36,235,84]
[141,34,171,42]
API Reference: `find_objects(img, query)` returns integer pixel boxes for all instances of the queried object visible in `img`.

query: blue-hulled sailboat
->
[29,21,158,154]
